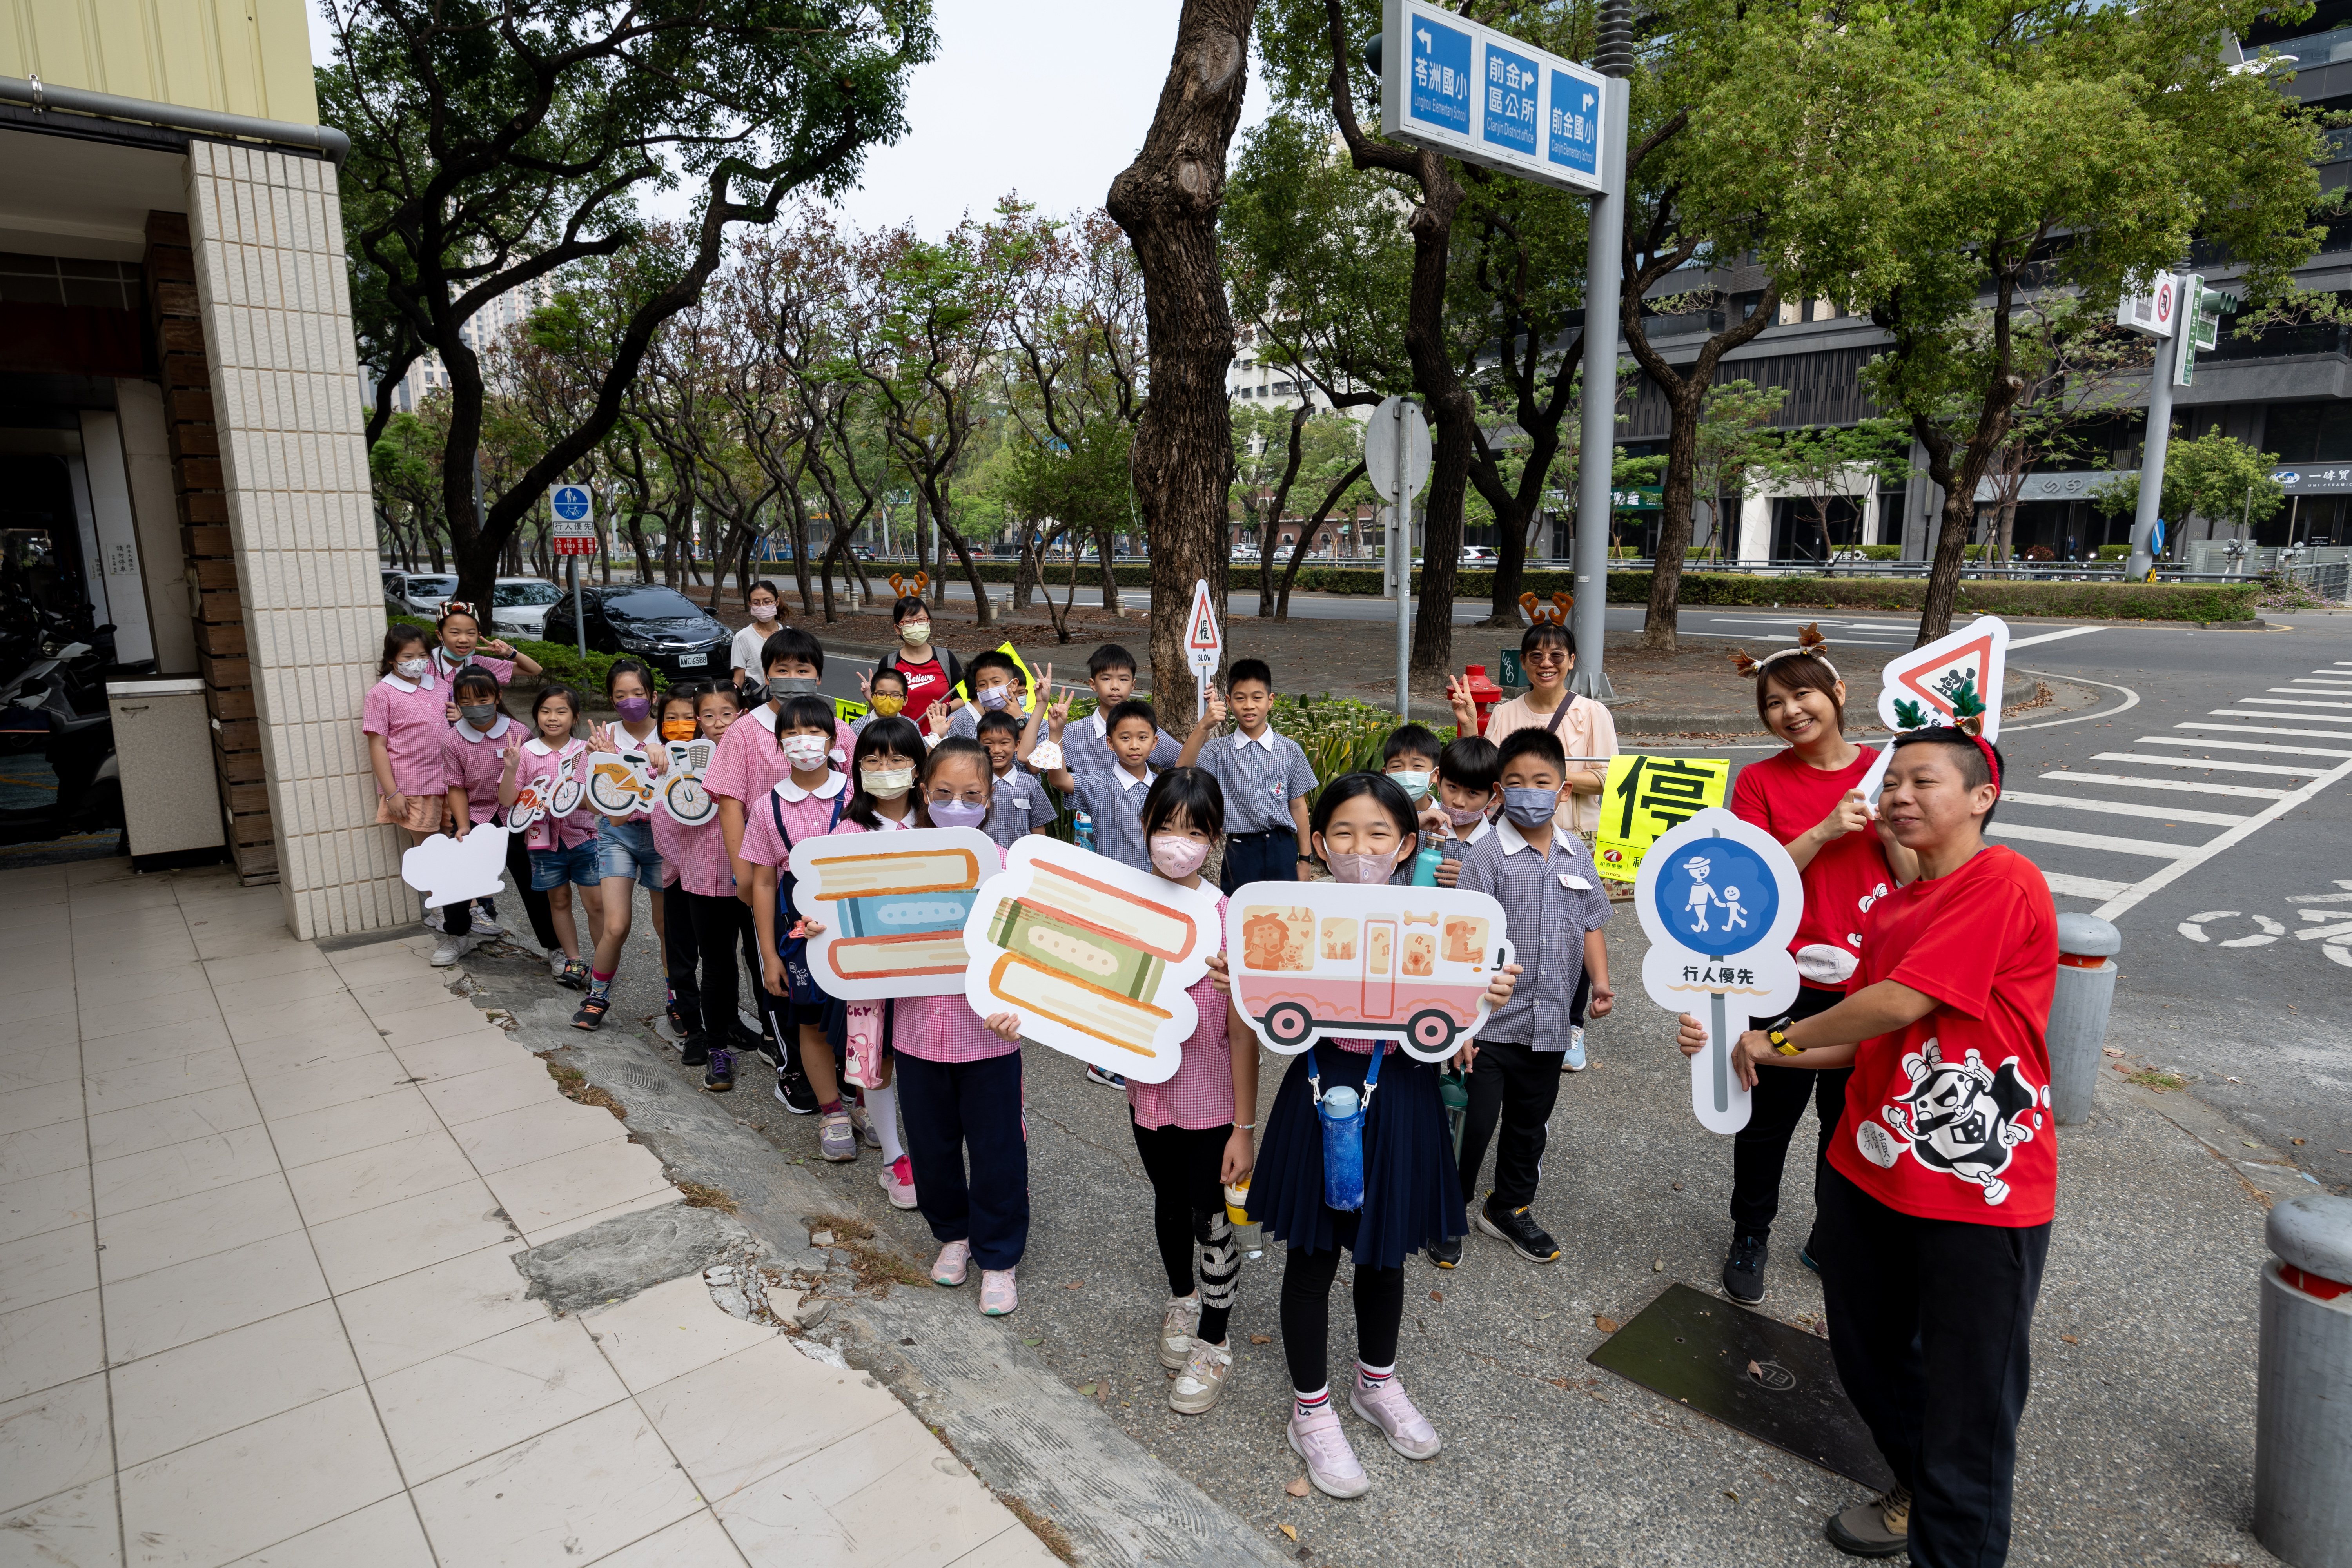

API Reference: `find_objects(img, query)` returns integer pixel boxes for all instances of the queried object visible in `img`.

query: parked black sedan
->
[542,585,731,682]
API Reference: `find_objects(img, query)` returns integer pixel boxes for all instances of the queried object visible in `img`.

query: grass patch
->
[995,1494,1077,1564]
[2129,1069,2187,1092]
[806,1211,877,1242]
[677,1181,739,1213]
[840,1238,931,1292]
[538,1055,626,1118]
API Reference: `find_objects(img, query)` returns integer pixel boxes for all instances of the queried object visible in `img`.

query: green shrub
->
[388,613,669,695]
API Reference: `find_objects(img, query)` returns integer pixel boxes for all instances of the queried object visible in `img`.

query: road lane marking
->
[1995,790,2249,826]
[2042,770,2295,800]
[2094,751,2329,776]
[2172,723,2352,747]
[2005,626,2103,650]
[2208,708,2352,723]
[2247,695,2352,708]
[2178,911,2285,946]
[2091,750,2352,922]
[2007,666,2140,731]
[1985,823,2199,858]
[2134,735,2352,758]
[2042,872,2134,900]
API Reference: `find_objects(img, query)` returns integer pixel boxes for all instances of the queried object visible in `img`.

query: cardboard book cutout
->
[786,827,998,999]
[401,822,512,909]
[963,838,1221,1085]
[1635,808,1804,1135]
[1855,615,2010,805]
[1227,883,1515,1062]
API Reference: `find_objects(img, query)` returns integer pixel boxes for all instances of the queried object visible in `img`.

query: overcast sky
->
[307,0,1272,236]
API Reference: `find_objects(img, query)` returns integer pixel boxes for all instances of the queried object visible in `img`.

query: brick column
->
[183,140,410,938]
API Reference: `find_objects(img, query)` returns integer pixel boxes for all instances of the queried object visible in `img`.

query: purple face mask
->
[929,800,988,829]
[615,696,652,724]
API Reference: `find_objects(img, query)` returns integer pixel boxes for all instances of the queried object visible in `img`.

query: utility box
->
[108,678,226,857]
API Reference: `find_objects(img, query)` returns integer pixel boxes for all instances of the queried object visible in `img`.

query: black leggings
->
[1729,985,1850,1241]
[674,889,752,1042]
[1131,1120,1241,1346]
[1279,1212,1406,1394]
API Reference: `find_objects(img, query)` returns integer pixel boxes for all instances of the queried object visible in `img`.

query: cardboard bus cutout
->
[401,822,512,909]
[1855,615,2010,805]
[786,827,998,999]
[653,739,719,828]
[1635,808,1804,1135]
[964,838,1221,1085]
[1227,884,1515,1062]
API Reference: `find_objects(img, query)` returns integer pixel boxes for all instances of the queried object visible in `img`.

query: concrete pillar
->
[185,139,409,939]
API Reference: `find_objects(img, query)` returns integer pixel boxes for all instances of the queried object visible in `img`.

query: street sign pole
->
[1570,5,1632,699]
[568,555,584,659]
[2128,273,2187,581]
[1393,402,1411,722]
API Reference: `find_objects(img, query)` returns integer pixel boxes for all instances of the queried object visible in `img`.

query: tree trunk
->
[1106,0,1256,718]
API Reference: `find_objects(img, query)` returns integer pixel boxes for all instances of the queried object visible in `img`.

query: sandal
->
[571,994,611,1031]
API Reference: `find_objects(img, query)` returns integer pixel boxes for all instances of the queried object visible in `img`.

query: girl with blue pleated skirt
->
[1247,773,1519,1501]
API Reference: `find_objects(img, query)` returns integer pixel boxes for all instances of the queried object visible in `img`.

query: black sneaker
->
[680,1033,711,1068]
[1799,1226,1822,1275]
[1723,1233,1769,1304]
[1825,1484,1911,1558]
[1427,1234,1463,1269]
[663,998,696,1042]
[1475,1197,1560,1263]
[773,1068,818,1115]
[1085,1064,1126,1089]
[702,1048,735,1093]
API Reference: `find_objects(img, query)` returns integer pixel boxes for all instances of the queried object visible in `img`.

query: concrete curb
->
[454,957,1291,1568]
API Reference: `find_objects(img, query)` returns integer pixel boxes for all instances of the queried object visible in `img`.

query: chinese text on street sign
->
[1379,0,1608,197]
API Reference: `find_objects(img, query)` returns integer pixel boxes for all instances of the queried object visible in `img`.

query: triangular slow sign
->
[1185,578,1221,670]
[1875,616,2010,742]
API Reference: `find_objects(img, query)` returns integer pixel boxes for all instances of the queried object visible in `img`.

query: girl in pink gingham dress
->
[1123,767,1258,1419]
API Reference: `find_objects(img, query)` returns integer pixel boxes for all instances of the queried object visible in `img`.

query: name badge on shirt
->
[1561,874,1594,891]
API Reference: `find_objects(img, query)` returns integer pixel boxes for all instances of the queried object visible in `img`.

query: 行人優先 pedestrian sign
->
[1636,808,1803,1136]
[549,484,596,557]
[1377,0,1610,197]
[1594,755,1731,884]
[1855,615,2011,804]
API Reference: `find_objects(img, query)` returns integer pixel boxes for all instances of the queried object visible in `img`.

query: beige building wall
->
[183,137,407,938]
[1,0,318,125]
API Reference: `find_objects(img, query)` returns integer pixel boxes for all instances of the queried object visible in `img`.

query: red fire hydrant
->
[1461,664,1503,735]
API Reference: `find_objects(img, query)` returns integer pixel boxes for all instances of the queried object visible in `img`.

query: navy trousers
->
[1220,828,1300,894]
[895,1051,1029,1271]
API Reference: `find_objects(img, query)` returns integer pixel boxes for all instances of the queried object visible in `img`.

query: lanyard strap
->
[1307,1042,1383,1111]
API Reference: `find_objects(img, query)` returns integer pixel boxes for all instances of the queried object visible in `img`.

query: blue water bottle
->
[1073,809,1094,853]
[1410,840,1445,886]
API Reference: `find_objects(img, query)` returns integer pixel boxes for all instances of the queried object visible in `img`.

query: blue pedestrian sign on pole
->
[551,485,592,523]
[1379,0,1611,197]
[1635,808,1803,1136]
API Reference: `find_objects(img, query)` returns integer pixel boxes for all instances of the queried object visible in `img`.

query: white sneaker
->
[1159,1293,1201,1370]
[1562,1025,1588,1071]
[469,911,504,938]
[430,933,477,967]
[1169,1338,1232,1415]
[424,907,445,933]
[548,950,569,981]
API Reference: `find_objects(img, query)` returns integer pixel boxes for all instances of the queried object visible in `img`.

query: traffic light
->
[2171,274,2240,388]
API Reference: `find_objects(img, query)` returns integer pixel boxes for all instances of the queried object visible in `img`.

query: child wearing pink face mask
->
[1121,768,1260,1419]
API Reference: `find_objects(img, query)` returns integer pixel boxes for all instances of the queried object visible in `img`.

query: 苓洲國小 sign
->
[1378,0,1610,197]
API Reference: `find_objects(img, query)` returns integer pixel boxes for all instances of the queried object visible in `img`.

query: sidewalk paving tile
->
[390,1027,524,1083]
[95,1171,303,1283]
[77,984,217,1040]
[0,1044,83,1094]
[483,1138,669,1238]
[99,1231,329,1363]
[232,1023,391,1077]
[248,1053,422,1122]
[83,1083,261,1161]
[219,989,374,1046]
[82,1016,233,1073]
[0,1290,102,1402]
[93,1125,281,1217]
[93,962,211,1005]
[525,1190,686,1249]
[283,1127,479,1226]
[265,1087,441,1170]
[421,1057,572,1125]
[0,1223,98,1313]
[454,1096,633,1175]
[335,1243,548,1381]
[117,1385,405,1568]
[0,1164,94,1244]
[0,1371,112,1514]
[202,945,335,987]
[83,1045,247,1115]
[0,1079,84,1137]
[637,1337,904,1505]
[305,1178,517,1295]
[408,1399,704,1567]
[582,1276,778,1394]
[219,1493,437,1568]
[586,1508,748,1568]
[208,964,356,1015]
[0,1117,89,1183]
[0,1477,118,1568]
[108,1301,363,1467]
[371,1316,631,1482]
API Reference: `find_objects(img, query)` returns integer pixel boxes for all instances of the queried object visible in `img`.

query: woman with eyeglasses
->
[1446,616,1618,1070]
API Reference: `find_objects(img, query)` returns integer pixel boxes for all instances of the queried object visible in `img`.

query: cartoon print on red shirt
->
[1853,1036,2047,1207]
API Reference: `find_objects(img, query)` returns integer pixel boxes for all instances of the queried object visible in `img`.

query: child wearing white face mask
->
[729,580,784,693]
[1245,773,1522,1501]
[1122,768,1259,1417]
[366,626,452,840]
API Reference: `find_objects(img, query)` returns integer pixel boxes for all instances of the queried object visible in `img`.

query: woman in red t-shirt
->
[1717,634,1917,1305]
[873,593,961,726]
[1677,726,2057,1566]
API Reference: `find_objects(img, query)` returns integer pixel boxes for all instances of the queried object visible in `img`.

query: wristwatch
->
[1768,1027,1800,1057]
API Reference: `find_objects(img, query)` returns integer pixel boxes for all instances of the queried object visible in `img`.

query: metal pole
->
[1570,0,1633,700]
[568,553,585,660]
[1394,402,1411,722]
[2127,275,2183,580]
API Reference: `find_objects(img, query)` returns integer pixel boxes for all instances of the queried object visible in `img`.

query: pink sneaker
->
[881,1156,918,1210]
[1287,1405,1370,1498]
[1350,1377,1441,1459]
[980,1267,1018,1316]
[931,1239,971,1287]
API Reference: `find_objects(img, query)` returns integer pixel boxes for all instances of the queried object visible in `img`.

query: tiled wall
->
[183,139,409,938]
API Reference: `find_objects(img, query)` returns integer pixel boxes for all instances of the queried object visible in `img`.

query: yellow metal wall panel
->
[2,0,317,125]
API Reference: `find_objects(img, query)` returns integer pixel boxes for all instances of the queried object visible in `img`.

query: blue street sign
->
[551,485,592,522]
[1481,41,1540,158]
[1409,13,1473,136]
[1546,66,1600,179]
[1652,840,1780,960]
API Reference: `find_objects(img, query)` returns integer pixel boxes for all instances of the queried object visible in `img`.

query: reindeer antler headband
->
[1518,591,1573,626]
[1728,622,1839,681]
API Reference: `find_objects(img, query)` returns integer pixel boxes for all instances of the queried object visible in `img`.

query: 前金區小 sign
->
[1378,0,1610,197]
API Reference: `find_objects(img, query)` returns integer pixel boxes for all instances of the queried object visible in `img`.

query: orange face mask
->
[661,719,697,742]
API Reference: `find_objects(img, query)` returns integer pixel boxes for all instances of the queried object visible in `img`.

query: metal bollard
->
[2255,1194,2352,1568]
[2044,912,2120,1125]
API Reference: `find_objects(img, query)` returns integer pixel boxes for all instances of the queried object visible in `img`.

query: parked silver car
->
[383,570,458,618]
[489,577,563,640]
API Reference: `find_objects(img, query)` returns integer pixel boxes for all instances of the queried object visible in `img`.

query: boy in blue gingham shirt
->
[1443,725,1615,1271]
[1187,659,1317,893]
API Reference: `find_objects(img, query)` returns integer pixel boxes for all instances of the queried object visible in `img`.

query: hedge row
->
[866,561,2258,622]
[388,615,668,693]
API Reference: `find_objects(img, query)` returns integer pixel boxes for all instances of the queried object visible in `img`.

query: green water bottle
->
[1439,1068,1469,1161]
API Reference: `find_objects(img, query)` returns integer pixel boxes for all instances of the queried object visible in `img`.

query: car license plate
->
[676,651,707,668]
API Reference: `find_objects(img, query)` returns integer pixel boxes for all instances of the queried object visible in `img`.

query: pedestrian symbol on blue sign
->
[552,486,591,523]
[1546,67,1599,179]
[1410,15,1472,136]
[1481,42,1539,157]
[1654,841,1778,959]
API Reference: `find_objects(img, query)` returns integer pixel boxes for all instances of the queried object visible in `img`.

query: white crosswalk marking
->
[2040,770,2295,800]
[2245,695,2352,708]
[2089,751,2329,777]
[1988,822,2198,858]
[2042,872,2134,900]
[2172,723,2352,747]
[2005,626,2103,650]
[2207,709,2352,723]
[1994,790,2248,826]
[2133,735,2352,759]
